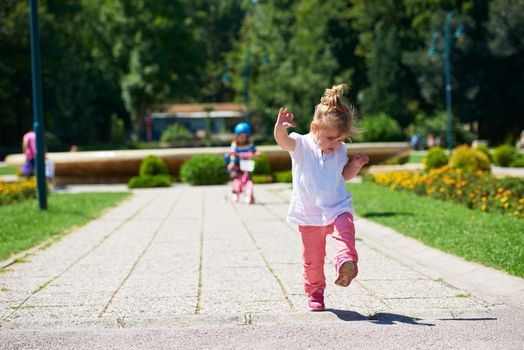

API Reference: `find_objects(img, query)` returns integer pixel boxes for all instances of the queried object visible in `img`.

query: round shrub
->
[356,113,403,142]
[139,155,169,176]
[423,147,448,171]
[128,175,172,188]
[449,145,490,172]
[253,152,271,175]
[160,123,194,143]
[180,154,229,186]
[475,144,492,162]
[493,145,518,167]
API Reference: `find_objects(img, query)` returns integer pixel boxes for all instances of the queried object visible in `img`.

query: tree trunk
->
[132,102,148,142]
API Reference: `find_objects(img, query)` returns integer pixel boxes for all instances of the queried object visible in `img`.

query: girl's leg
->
[299,225,329,296]
[243,178,254,204]
[331,212,359,286]
[231,178,241,202]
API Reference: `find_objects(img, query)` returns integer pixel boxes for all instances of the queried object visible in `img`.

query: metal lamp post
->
[29,0,47,210]
[428,11,462,155]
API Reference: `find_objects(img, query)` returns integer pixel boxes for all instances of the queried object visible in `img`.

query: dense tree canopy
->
[1,0,522,155]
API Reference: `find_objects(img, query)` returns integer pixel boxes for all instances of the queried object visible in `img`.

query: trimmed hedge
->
[493,145,517,167]
[274,170,293,183]
[180,154,229,186]
[253,152,271,175]
[251,174,274,184]
[423,147,448,171]
[128,175,172,188]
[128,155,172,188]
[139,155,169,176]
[449,145,490,173]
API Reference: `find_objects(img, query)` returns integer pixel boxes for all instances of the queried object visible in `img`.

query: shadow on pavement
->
[438,317,497,321]
[326,309,435,326]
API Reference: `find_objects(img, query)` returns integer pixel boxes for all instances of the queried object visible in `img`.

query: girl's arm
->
[342,153,369,181]
[274,107,296,152]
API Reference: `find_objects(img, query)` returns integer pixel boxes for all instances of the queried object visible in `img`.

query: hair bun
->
[320,84,346,112]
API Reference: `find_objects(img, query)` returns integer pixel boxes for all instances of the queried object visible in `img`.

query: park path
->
[0,183,523,349]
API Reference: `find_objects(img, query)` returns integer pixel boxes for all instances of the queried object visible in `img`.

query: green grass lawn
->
[0,192,131,262]
[0,166,17,175]
[349,182,524,278]
[407,151,426,163]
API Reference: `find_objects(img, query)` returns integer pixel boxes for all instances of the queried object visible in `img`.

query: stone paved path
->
[0,183,523,349]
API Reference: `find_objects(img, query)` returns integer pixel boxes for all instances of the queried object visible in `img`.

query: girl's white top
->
[286,132,353,226]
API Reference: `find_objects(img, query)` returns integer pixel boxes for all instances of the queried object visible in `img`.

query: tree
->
[43,0,126,146]
[361,25,406,123]
[229,0,356,137]
[483,0,524,141]
[186,0,245,103]
[0,1,34,150]
[88,0,202,139]
[347,0,448,125]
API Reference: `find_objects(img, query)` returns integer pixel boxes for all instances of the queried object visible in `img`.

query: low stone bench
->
[5,143,411,185]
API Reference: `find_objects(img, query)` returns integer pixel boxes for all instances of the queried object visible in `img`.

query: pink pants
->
[298,212,358,296]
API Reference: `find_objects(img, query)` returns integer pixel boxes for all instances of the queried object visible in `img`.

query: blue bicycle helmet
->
[234,122,252,135]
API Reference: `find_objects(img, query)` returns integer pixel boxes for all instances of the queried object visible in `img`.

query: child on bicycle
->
[226,122,257,204]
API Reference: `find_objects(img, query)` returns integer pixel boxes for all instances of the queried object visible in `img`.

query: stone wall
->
[5,143,411,184]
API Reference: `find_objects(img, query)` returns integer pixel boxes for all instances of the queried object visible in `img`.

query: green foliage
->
[509,157,524,168]
[356,113,403,142]
[475,144,492,162]
[110,114,126,146]
[361,25,408,124]
[493,145,518,167]
[449,145,491,173]
[2,0,524,151]
[128,175,171,188]
[139,155,169,176]
[94,0,203,138]
[487,0,524,57]
[129,155,171,188]
[160,123,194,143]
[423,147,448,170]
[228,0,354,136]
[253,152,271,175]
[251,174,274,184]
[180,155,229,186]
[274,170,293,183]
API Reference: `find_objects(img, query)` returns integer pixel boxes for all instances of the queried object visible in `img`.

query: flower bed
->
[368,166,524,219]
[0,178,37,206]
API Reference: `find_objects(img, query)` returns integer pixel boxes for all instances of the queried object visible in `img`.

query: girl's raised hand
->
[277,107,296,129]
[352,153,369,167]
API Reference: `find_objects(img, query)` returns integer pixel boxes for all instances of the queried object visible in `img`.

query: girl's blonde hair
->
[312,84,360,139]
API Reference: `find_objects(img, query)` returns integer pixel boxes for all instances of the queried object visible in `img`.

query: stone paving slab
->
[0,183,523,348]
